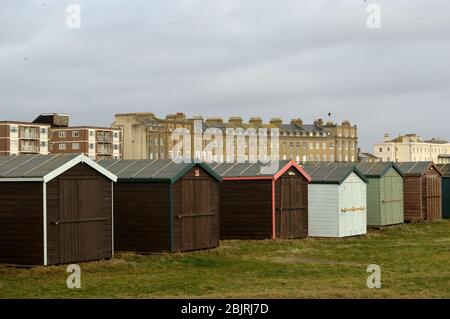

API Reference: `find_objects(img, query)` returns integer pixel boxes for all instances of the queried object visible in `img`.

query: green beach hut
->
[355,162,404,227]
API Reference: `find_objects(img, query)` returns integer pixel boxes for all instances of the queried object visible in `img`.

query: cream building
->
[374,134,450,163]
[113,112,359,163]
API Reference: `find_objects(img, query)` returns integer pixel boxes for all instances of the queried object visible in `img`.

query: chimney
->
[269,117,283,126]
[384,133,390,142]
[291,118,303,127]
[314,119,324,128]
[205,117,224,125]
[229,116,243,125]
[249,117,262,127]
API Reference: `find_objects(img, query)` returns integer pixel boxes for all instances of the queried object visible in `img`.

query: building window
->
[90,131,95,137]
[113,155,119,160]
[114,144,119,150]
[330,155,334,162]
[49,143,53,151]
[329,143,334,149]
[323,155,327,161]
[322,143,326,150]
[316,143,320,149]
[289,142,293,148]
[72,143,80,150]
[41,128,47,134]
[10,127,18,133]
[41,141,47,147]
[282,143,286,148]
[379,148,382,152]
[72,131,80,137]
[114,132,119,138]
[58,143,66,150]
[58,131,66,138]
[387,147,390,151]
[89,143,94,149]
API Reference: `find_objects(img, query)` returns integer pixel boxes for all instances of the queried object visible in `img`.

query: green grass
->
[1,221,450,298]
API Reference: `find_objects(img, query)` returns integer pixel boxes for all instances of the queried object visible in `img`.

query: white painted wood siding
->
[308,184,339,237]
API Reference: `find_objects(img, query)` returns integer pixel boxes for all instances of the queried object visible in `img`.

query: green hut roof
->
[97,159,222,183]
[302,163,368,184]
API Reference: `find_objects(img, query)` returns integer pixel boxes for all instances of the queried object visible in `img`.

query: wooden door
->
[59,180,79,264]
[181,179,196,250]
[383,176,393,225]
[77,179,101,262]
[180,179,214,250]
[279,176,306,239]
[423,175,441,221]
[59,178,102,263]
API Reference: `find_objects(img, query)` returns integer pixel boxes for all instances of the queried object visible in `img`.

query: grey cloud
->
[1,0,450,149]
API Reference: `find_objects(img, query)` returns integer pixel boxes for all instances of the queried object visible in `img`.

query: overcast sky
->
[1,0,449,150]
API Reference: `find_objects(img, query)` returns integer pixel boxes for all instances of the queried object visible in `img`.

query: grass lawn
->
[1,220,449,299]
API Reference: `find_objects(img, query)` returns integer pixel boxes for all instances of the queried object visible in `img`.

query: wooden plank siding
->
[0,182,44,266]
[403,176,423,221]
[46,164,113,265]
[113,165,219,253]
[219,180,273,240]
[113,183,171,253]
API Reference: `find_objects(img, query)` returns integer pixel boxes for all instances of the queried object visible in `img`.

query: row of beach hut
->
[0,154,448,266]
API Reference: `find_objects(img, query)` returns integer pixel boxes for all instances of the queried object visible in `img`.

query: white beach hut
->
[303,163,368,238]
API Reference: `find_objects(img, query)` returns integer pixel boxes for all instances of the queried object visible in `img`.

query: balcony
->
[97,145,112,155]
[20,141,40,153]
[97,131,112,143]
[19,127,39,140]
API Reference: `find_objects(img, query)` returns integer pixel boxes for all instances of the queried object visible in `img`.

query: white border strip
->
[43,182,48,266]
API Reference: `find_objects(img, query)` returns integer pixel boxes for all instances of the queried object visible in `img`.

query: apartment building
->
[33,113,122,160]
[374,133,450,163]
[0,121,50,155]
[113,112,358,163]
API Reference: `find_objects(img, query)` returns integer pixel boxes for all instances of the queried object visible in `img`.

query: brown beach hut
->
[397,162,442,222]
[210,160,311,240]
[97,159,222,253]
[0,154,117,266]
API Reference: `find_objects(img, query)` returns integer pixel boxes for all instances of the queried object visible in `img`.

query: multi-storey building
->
[113,112,358,163]
[0,121,50,155]
[374,133,450,163]
[33,113,123,160]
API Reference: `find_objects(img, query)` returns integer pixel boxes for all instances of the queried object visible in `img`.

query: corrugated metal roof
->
[355,162,403,177]
[0,154,78,178]
[97,159,221,183]
[396,162,440,176]
[210,160,292,177]
[0,154,117,182]
[302,163,368,184]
